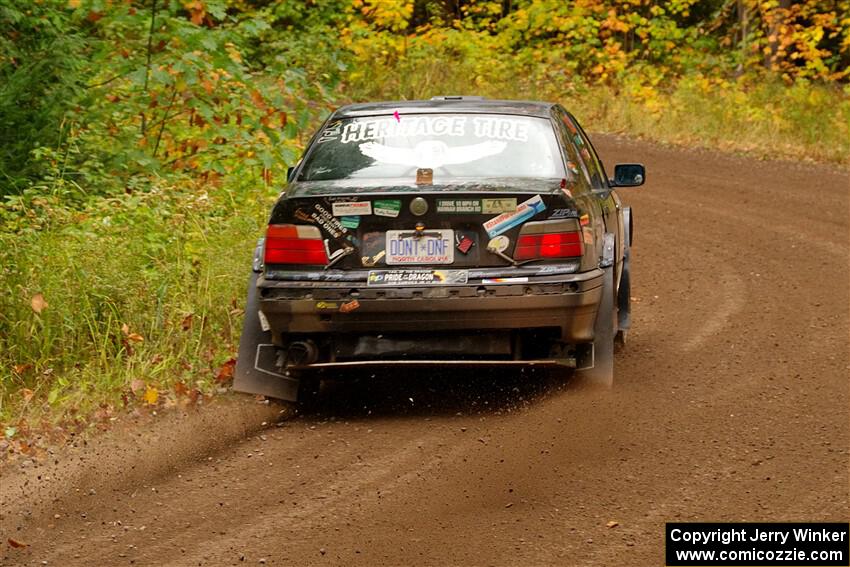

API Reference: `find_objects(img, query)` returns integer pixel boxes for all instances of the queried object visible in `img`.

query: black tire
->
[574,266,616,388]
[615,255,631,349]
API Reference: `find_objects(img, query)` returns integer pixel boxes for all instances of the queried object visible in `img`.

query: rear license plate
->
[386,229,454,265]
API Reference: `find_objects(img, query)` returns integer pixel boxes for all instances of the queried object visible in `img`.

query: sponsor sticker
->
[367,269,469,286]
[340,299,360,313]
[456,236,474,254]
[481,198,517,214]
[535,264,579,274]
[310,203,349,239]
[340,216,360,229]
[487,235,510,253]
[550,208,579,219]
[373,199,401,218]
[482,277,529,284]
[257,310,270,332]
[294,209,313,223]
[483,195,547,237]
[437,199,482,214]
[332,201,372,216]
[361,250,386,267]
[324,240,354,264]
[315,301,339,310]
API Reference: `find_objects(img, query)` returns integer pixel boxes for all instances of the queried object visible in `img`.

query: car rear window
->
[298,114,565,183]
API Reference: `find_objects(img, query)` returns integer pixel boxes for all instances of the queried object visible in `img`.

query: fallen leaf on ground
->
[215,358,236,383]
[180,313,193,331]
[130,379,145,394]
[606,520,619,528]
[7,538,28,548]
[126,333,144,343]
[21,388,34,402]
[121,323,130,335]
[173,381,189,397]
[13,364,32,374]
[30,293,47,314]
[143,386,159,405]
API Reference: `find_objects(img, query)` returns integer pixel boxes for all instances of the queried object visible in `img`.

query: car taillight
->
[263,224,328,265]
[514,218,584,261]
[514,232,583,260]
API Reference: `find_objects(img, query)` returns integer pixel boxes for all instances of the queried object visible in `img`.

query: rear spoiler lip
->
[289,358,576,370]
[283,178,566,199]
[258,264,598,286]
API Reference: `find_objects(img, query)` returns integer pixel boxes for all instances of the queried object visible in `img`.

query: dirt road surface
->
[2,137,848,566]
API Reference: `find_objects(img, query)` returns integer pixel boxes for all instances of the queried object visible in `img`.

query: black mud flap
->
[573,265,615,387]
[233,272,300,401]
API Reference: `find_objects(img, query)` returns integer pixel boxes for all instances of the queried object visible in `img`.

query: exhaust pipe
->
[283,340,319,367]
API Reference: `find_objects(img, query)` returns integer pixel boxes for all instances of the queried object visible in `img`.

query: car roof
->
[333,97,557,119]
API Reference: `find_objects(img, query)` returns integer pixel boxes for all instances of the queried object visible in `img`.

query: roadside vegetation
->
[1,0,848,451]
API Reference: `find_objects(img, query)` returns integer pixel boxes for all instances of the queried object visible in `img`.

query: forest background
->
[1,0,848,447]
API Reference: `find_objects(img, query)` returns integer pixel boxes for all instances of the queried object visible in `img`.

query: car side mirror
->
[610,163,645,187]
[286,166,296,183]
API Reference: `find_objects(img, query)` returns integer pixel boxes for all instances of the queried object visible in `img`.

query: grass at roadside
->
[0,179,273,438]
[568,77,850,164]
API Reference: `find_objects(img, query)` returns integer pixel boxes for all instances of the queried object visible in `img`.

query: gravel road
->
[2,136,848,566]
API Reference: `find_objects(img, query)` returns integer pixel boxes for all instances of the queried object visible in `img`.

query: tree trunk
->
[764,0,791,70]
[736,0,747,74]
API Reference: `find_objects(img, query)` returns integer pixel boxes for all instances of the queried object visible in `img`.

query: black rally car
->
[234,97,644,401]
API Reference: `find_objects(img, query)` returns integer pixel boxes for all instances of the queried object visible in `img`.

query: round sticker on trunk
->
[410,196,429,216]
[487,235,510,253]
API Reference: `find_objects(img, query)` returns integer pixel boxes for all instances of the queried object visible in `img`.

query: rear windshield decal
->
[299,114,564,182]
[338,116,532,145]
[360,140,506,169]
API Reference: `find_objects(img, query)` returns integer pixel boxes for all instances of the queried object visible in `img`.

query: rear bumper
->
[257,268,604,343]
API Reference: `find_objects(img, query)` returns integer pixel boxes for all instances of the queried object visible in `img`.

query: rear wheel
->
[574,266,616,388]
